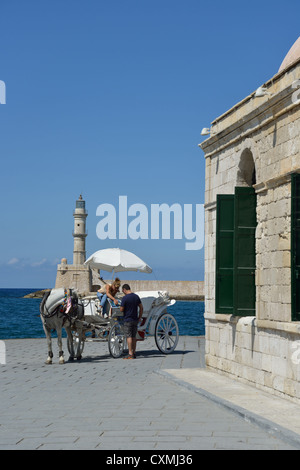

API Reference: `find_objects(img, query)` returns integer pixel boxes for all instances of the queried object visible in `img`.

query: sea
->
[0,288,205,340]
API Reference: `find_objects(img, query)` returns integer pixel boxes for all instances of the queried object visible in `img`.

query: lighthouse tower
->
[55,195,95,293]
[73,194,87,265]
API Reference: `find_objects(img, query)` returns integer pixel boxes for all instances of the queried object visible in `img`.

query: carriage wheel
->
[108,322,126,358]
[67,332,85,360]
[155,313,179,354]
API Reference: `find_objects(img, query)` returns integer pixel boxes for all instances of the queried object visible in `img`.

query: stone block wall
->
[109,280,204,300]
[205,316,300,403]
[256,182,292,322]
[55,264,92,293]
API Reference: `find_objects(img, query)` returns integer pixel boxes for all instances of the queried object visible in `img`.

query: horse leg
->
[77,328,84,360]
[65,324,75,360]
[57,326,65,364]
[44,325,53,365]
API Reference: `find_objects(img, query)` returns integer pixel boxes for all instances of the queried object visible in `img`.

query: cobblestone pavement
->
[0,336,298,450]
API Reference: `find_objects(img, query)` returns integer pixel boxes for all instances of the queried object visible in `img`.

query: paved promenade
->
[0,336,299,450]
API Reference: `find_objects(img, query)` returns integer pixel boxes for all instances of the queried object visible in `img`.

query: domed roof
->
[278,36,300,72]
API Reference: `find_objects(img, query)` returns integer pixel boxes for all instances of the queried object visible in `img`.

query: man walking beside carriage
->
[120,284,143,359]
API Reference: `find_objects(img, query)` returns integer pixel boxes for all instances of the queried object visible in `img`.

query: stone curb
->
[155,369,300,450]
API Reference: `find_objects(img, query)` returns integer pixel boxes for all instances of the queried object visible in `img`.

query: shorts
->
[124,321,138,338]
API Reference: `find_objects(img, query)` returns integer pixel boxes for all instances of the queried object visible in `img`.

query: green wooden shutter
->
[216,188,256,316]
[216,195,234,313]
[292,173,300,321]
[233,187,257,316]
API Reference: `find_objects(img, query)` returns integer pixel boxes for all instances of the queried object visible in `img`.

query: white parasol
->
[84,248,152,277]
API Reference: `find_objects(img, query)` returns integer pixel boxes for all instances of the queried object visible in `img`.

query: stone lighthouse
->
[55,195,98,293]
[73,194,87,265]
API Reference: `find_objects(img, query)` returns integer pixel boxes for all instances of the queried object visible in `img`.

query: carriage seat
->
[135,291,170,317]
[80,291,171,319]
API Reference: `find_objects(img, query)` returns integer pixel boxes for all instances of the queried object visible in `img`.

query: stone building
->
[200,37,300,402]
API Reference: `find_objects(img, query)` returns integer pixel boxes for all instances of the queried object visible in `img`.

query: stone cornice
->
[199,62,300,159]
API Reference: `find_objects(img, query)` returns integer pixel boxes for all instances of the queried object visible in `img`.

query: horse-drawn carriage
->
[39,249,179,364]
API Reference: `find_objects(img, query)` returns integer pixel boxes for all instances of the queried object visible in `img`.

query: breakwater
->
[24,281,204,300]
[103,280,204,301]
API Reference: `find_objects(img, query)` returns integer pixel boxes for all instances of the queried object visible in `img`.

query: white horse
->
[39,290,84,364]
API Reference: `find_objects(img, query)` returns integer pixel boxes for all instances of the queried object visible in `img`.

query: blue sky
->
[0,0,299,287]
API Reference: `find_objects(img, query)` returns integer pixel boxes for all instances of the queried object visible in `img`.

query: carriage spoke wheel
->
[108,322,126,358]
[67,332,84,360]
[155,313,179,354]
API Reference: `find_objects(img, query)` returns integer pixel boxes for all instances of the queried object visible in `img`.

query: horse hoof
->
[45,359,52,365]
[76,355,82,361]
[69,356,74,361]
[59,358,65,364]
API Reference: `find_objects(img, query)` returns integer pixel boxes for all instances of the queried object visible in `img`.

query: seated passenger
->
[97,278,121,317]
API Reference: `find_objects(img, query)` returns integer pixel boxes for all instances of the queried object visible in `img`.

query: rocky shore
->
[23,289,50,299]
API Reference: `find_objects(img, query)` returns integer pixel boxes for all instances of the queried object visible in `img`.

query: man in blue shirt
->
[120,284,143,359]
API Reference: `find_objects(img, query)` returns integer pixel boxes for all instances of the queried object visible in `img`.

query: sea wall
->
[100,280,204,301]
[25,280,204,300]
